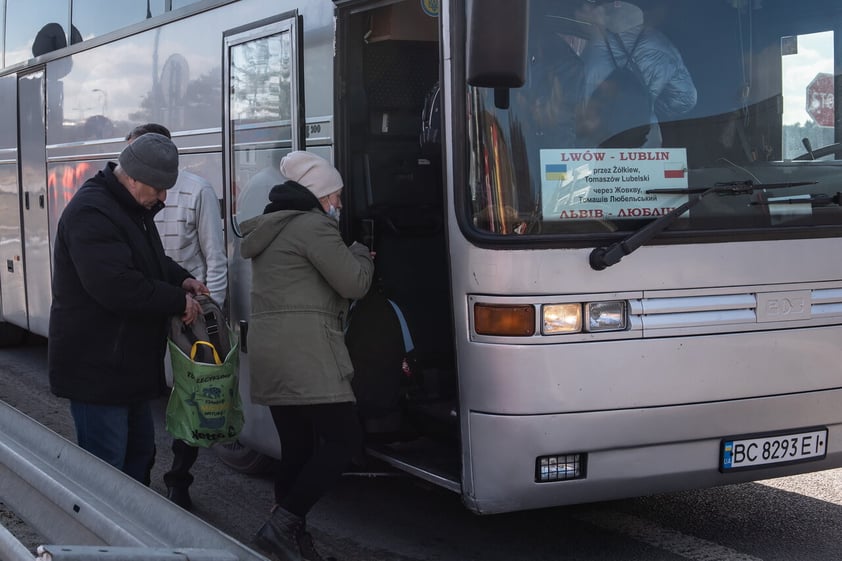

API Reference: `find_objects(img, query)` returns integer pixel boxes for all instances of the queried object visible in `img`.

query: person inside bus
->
[513,0,585,151]
[574,0,697,148]
[240,150,373,561]
[48,133,207,485]
[127,123,228,511]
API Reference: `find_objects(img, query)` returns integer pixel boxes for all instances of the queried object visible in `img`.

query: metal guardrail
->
[0,400,270,561]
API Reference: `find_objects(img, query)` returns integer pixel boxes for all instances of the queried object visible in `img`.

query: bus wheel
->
[213,439,277,474]
[0,322,28,347]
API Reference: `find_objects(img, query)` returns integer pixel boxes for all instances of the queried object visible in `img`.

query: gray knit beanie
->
[118,132,179,190]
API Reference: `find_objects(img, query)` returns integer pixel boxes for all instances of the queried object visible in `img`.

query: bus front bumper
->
[462,388,842,514]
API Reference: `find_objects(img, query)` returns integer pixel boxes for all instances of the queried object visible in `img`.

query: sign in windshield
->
[540,148,688,221]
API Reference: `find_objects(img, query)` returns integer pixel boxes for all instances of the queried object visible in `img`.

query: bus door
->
[223,13,304,456]
[17,70,50,336]
[334,0,459,488]
[0,76,24,331]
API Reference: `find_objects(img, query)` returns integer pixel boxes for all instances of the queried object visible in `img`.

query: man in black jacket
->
[49,132,206,484]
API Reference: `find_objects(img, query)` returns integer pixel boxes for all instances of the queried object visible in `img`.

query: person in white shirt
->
[126,123,228,511]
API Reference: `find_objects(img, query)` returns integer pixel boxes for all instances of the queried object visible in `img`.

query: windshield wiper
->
[588,180,817,271]
[749,192,841,207]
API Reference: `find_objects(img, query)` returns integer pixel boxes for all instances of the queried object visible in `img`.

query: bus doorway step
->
[366,436,461,485]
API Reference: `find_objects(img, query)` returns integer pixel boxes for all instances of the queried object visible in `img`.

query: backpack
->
[419,81,441,155]
[169,295,231,365]
[345,286,416,433]
[577,31,652,148]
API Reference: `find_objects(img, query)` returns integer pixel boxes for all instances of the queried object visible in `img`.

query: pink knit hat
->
[279,151,343,199]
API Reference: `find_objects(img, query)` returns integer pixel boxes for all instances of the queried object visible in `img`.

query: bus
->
[1,0,842,515]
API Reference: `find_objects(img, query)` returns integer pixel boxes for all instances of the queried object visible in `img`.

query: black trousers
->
[269,402,363,518]
[163,439,199,489]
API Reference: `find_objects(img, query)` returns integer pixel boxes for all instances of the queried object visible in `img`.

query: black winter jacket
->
[49,163,192,404]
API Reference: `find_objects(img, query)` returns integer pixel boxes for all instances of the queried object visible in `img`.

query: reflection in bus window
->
[235,148,287,226]
[231,33,292,123]
[49,14,219,145]
[6,0,69,66]
[228,27,296,235]
[172,0,204,10]
[71,0,167,42]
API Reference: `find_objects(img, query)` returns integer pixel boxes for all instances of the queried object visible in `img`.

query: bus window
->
[781,31,835,160]
[227,26,296,232]
[172,0,205,10]
[467,0,842,239]
[71,0,167,42]
[6,0,69,66]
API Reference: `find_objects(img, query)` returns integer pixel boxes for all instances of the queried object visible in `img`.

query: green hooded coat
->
[240,209,374,406]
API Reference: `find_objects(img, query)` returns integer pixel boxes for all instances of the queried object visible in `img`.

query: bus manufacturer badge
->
[756,290,811,323]
[420,0,439,17]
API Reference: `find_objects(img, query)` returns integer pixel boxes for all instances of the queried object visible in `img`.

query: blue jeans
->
[70,400,156,484]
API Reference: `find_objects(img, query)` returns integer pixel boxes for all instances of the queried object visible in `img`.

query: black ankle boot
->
[254,506,305,561]
[166,486,192,511]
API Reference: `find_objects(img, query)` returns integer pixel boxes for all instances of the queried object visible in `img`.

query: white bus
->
[1,0,842,514]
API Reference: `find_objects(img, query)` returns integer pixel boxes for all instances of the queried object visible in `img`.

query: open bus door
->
[217,12,306,471]
[331,0,460,490]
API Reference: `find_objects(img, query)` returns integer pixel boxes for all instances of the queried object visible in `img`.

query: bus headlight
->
[542,304,582,334]
[585,300,627,332]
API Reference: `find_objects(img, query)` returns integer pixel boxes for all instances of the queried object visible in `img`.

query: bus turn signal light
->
[474,304,535,336]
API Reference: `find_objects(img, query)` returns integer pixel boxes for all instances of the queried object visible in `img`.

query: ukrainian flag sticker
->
[545,164,568,181]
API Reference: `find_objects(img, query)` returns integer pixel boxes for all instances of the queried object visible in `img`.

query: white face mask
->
[327,204,341,221]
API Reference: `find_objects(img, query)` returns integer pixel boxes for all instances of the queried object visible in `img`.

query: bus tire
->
[0,322,28,347]
[213,439,277,474]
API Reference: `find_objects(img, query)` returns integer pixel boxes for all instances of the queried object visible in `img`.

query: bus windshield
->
[467,0,842,239]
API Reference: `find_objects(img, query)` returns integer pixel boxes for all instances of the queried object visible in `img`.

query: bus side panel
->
[19,71,50,337]
[0,75,25,329]
[458,328,842,414]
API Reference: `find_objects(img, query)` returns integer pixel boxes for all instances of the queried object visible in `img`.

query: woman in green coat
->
[241,150,374,561]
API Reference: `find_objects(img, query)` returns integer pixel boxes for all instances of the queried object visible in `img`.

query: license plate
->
[720,428,828,472]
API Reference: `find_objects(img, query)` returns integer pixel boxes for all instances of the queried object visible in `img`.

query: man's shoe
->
[254,506,304,561]
[166,486,192,511]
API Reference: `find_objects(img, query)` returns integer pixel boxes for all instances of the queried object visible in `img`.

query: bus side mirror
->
[466,0,529,91]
